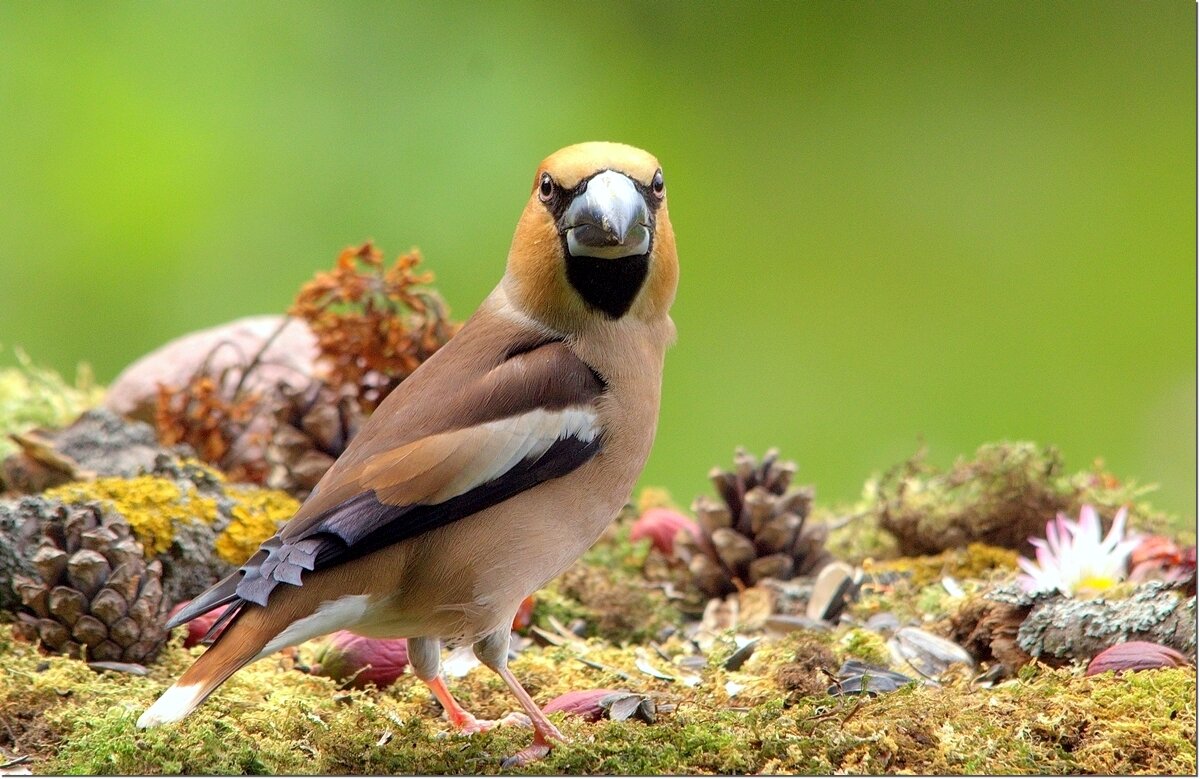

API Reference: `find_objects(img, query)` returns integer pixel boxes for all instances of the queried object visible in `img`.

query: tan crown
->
[504,142,678,332]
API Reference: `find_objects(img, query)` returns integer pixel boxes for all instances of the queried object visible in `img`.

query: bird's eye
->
[538,173,555,202]
[651,169,665,198]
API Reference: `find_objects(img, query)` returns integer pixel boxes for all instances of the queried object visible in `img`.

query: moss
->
[0,350,104,464]
[0,622,1194,774]
[821,503,899,563]
[530,521,683,645]
[548,564,682,645]
[868,543,1019,589]
[45,475,221,556]
[216,487,300,565]
[867,441,1175,556]
[840,628,891,665]
[774,636,839,699]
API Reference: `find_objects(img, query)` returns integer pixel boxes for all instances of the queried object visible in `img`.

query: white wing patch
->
[430,406,600,502]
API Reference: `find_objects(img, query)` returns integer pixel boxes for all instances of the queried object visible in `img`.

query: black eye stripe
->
[537,169,663,220]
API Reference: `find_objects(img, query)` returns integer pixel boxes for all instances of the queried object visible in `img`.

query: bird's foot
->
[449,711,529,735]
[500,718,566,768]
[499,729,563,769]
[448,711,494,735]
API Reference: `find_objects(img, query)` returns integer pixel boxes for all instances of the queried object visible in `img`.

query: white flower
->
[1017,505,1139,596]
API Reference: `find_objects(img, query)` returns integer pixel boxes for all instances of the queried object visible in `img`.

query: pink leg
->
[494,665,566,768]
[423,674,496,734]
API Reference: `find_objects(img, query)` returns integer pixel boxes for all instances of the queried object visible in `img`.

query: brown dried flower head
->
[290,242,460,411]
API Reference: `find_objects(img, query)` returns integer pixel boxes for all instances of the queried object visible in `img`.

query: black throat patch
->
[565,255,650,318]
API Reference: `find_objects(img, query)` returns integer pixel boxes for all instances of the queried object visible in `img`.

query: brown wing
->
[169,313,606,630]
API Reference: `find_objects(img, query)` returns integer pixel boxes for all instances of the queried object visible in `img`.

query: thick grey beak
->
[563,170,651,259]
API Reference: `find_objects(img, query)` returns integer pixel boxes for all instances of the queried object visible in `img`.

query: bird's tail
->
[139,575,370,728]
[136,604,269,728]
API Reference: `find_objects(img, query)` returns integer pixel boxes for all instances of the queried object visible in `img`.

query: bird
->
[137,141,679,767]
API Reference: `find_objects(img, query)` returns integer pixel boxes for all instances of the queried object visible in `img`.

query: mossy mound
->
[866,442,1173,556]
[0,623,1193,774]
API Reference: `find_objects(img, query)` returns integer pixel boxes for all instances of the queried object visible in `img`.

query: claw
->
[500,732,555,768]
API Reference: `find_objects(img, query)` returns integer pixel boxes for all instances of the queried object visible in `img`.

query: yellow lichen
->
[866,542,1019,589]
[45,475,221,556]
[216,486,300,564]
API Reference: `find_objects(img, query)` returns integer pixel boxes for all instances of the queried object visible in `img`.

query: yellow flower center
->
[1073,575,1119,597]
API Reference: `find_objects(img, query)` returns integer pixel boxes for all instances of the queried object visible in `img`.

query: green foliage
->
[0,350,103,462]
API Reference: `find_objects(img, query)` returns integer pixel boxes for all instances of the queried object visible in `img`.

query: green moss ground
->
[0,621,1193,775]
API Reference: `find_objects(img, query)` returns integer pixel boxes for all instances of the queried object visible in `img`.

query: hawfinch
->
[138,141,679,766]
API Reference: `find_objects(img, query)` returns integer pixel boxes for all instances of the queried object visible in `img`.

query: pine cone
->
[11,503,168,663]
[265,382,366,498]
[678,447,832,598]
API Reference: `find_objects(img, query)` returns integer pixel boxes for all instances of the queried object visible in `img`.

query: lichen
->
[33,464,299,604]
[44,475,220,557]
[867,543,1019,589]
[1017,582,1197,662]
[216,486,300,565]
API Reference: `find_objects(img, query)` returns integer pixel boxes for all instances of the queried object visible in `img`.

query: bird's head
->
[504,142,678,333]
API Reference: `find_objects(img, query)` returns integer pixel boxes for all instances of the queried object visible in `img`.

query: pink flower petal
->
[631,508,699,557]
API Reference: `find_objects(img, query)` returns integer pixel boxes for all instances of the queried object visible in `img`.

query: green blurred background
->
[0,1,1195,518]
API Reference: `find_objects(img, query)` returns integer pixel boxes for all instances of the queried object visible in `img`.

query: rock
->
[104,315,319,424]
[2,409,182,494]
[806,561,863,622]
